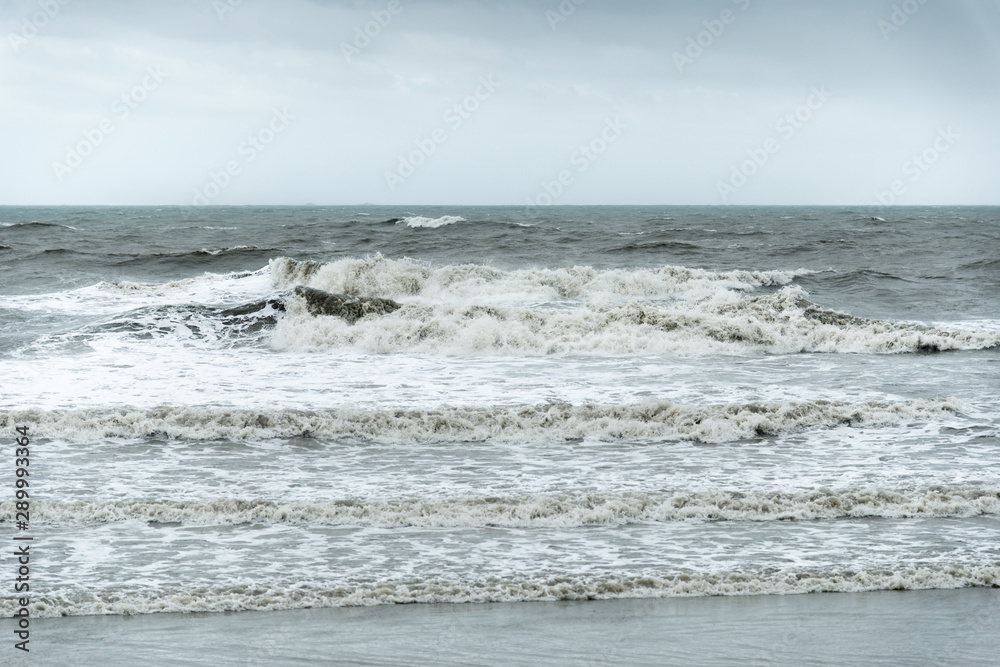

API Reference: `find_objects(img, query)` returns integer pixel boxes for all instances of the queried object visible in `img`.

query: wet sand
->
[6,587,999,666]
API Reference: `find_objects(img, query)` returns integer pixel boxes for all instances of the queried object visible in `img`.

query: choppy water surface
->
[1,205,998,618]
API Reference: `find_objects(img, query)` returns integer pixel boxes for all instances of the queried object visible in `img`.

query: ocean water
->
[1,206,999,662]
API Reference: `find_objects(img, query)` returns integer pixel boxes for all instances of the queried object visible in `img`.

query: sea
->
[1,205,998,666]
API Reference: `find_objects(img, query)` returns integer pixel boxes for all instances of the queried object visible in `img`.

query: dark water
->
[3,206,998,322]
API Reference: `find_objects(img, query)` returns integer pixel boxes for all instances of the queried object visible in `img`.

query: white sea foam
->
[4,269,272,320]
[269,255,812,303]
[8,565,999,617]
[195,245,273,256]
[13,486,999,527]
[273,285,1000,356]
[0,398,960,443]
[400,216,466,229]
[0,221,79,230]
[99,269,265,296]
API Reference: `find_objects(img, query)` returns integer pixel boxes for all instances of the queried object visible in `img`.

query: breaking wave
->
[399,215,466,229]
[98,269,263,295]
[269,255,811,302]
[193,246,277,256]
[11,486,999,527]
[0,398,960,443]
[0,221,79,230]
[7,565,999,617]
[274,285,1000,355]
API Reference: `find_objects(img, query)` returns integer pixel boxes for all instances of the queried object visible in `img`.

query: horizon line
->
[2,203,999,208]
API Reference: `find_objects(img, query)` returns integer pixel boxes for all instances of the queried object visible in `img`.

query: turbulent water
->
[1,205,998,618]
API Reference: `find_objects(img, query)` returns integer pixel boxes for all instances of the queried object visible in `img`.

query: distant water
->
[1,206,998,621]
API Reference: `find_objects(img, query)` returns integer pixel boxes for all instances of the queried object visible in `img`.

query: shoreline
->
[7,587,999,666]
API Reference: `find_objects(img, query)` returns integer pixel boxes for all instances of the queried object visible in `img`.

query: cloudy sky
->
[2,0,998,205]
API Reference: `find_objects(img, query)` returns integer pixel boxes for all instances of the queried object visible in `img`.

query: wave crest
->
[12,486,999,527]
[0,398,960,443]
[399,215,466,228]
[268,255,811,302]
[8,565,999,617]
[273,286,1000,355]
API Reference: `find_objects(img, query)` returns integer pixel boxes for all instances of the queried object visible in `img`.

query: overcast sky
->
[2,0,998,205]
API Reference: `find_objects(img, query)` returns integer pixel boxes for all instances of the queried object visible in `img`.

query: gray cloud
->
[1,0,997,205]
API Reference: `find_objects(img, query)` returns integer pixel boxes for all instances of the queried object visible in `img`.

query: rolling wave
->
[399,216,466,229]
[10,486,999,527]
[275,286,1000,355]
[98,269,263,295]
[7,565,999,617]
[0,221,79,230]
[0,398,960,443]
[112,246,279,264]
[269,255,811,302]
